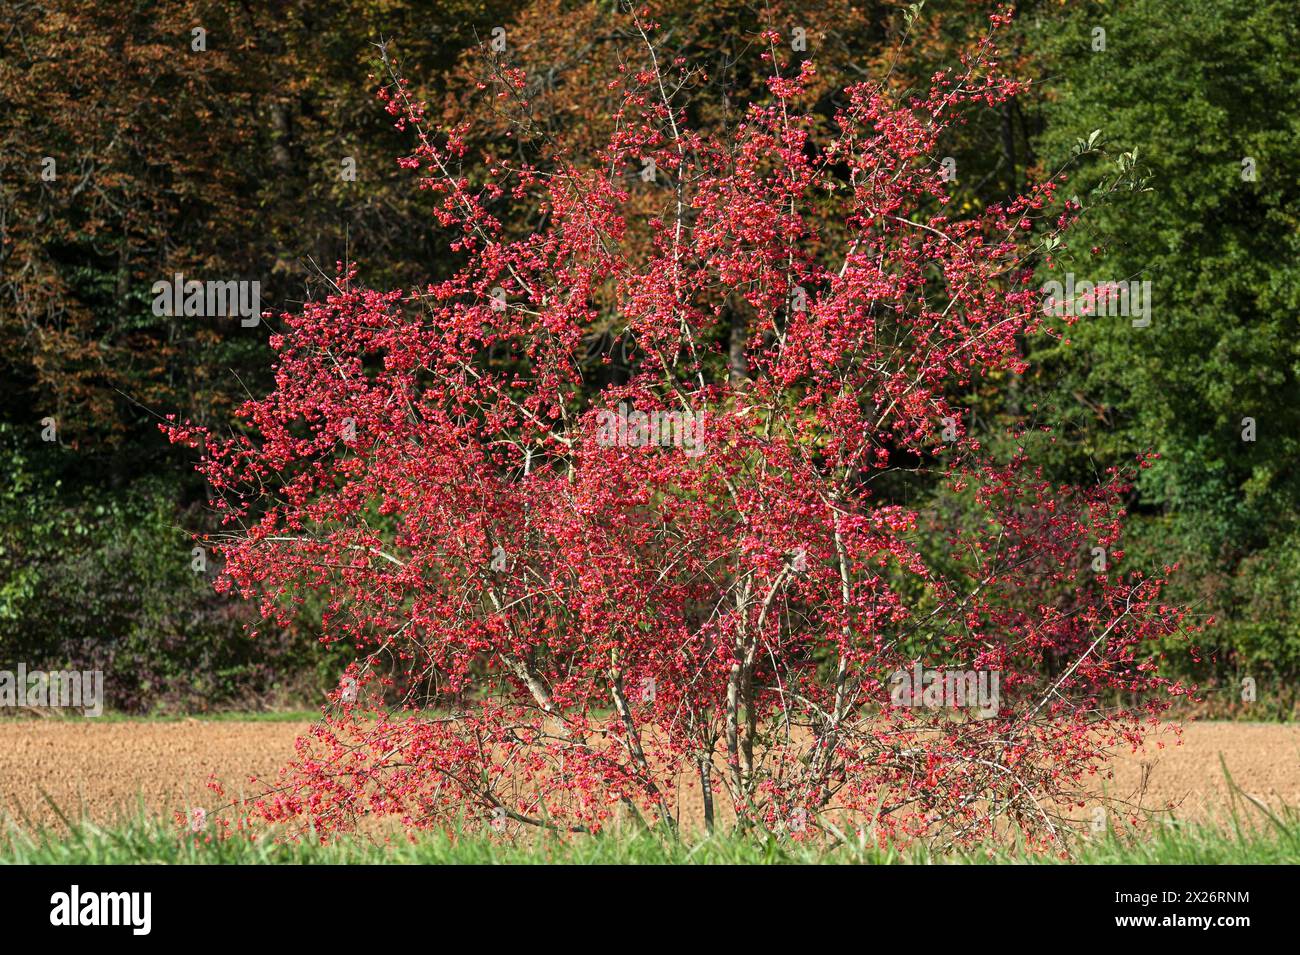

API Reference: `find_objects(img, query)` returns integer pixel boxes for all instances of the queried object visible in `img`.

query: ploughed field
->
[1,718,1296,834]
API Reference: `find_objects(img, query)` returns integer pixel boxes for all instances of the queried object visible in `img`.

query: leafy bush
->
[175,15,1194,848]
[0,425,335,713]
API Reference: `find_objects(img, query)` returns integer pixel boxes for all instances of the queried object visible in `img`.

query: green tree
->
[1024,0,1300,706]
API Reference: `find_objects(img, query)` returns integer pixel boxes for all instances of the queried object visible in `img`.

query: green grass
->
[3,803,1296,864]
[2,742,1295,865]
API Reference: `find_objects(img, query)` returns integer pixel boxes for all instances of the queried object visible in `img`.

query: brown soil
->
[1100,722,1300,821]
[1,718,1296,833]
[0,719,307,831]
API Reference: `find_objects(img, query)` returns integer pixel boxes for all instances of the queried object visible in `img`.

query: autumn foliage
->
[171,11,1193,848]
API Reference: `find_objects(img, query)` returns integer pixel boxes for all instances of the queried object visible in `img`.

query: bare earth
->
[1,719,1296,833]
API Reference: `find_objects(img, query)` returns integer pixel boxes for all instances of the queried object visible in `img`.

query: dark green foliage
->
[1020,0,1300,704]
[0,425,341,712]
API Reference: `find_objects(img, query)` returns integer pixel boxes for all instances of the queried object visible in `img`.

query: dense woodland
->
[1,0,1296,714]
